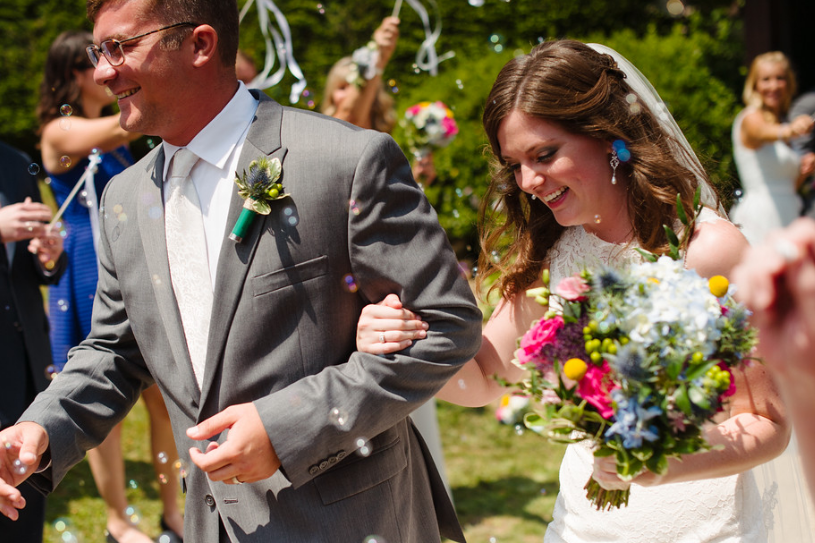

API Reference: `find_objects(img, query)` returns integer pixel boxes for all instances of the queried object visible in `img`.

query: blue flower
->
[605,390,661,449]
[606,343,653,382]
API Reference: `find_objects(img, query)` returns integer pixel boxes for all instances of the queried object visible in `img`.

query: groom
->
[0,0,481,541]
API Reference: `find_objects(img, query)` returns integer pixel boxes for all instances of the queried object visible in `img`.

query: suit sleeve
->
[255,132,482,488]
[19,176,152,493]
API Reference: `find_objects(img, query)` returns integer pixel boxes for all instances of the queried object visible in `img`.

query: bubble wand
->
[49,150,102,227]
[392,0,403,17]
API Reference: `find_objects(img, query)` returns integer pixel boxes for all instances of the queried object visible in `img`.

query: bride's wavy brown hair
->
[478,39,718,300]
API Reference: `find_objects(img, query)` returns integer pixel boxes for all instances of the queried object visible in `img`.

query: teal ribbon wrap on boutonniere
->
[229,157,288,243]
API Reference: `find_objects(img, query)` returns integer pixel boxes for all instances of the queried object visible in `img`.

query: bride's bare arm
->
[357,283,548,407]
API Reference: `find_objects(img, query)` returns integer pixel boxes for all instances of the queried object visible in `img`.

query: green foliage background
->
[0,0,745,264]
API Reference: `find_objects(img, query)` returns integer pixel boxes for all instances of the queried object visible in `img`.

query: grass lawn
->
[41,397,565,543]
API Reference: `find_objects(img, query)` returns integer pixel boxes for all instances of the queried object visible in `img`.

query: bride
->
[355,40,796,541]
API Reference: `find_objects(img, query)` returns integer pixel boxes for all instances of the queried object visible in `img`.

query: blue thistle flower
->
[605,390,661,449]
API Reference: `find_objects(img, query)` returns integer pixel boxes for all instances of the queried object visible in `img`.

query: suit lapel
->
[138,150,202,403]
[199,96,287,404]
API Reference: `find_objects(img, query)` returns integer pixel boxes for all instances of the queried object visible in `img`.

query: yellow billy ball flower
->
[563,358,588,381]
[709,275,729,298]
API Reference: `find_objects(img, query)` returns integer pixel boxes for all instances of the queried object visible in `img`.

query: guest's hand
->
[356,294,427,355]
[0,198,53,243]
[0,422,50,520]
[790,114,815,139]
[28,225,64,270]
[801,152,815,178]
[187,402,280,484]
[373,16,400,70]
[733,218,815,382]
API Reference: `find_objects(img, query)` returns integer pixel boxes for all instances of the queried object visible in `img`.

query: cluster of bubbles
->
[329,407,349,427]
[363,537,387,543]
[489,34,505,54]
[625,93,642,115]
[342,274,359,293]
[282,206,298,227]
[355,437,372,457]
[56,298,70,313]
[349,199,361,216]
[316,3,325,15]
[455,79,464,90]
[595,214,602,224]
[53,518,82,543]
[124,504,142,525]
[112,203,128,222]
[387,79,399,95]
[301,88,316,109]
[45,364,60,380]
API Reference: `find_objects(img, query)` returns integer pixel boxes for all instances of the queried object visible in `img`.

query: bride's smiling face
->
[498,110,630,241]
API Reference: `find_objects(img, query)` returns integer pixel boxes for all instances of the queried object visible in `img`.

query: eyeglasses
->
[86,22,197,67]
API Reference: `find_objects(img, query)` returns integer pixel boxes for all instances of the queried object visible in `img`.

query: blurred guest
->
[321,16,399,133]
[0,140,65,543]
[235,49,257,86]
[730,52,815,245]
[37,30,182,543]
[734,217,815,503]
[790,85,815,216]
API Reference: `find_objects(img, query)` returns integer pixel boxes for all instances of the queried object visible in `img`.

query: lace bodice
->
[543,211,767,543]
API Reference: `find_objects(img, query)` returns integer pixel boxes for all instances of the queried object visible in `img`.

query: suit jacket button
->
[319,460,329,470]
[328,456,338,465]
[205,494,216,507]
[336,451,346,460]
[309,466,320,476]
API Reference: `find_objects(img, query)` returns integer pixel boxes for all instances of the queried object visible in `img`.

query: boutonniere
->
[229,157,289,243]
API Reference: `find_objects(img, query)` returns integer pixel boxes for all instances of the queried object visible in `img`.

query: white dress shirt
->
[162,82,259,286]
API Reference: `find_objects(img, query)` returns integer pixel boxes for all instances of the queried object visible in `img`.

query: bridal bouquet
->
[511,252,757,510]
[401,101,458,159]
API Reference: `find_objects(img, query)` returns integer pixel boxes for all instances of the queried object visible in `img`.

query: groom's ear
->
[189,25,219,69]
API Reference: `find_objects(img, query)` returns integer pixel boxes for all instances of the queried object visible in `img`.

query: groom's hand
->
[0,422,49,520]
[187,402,280,484]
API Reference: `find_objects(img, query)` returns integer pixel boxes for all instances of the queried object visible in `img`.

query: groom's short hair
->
[86,0,239,68]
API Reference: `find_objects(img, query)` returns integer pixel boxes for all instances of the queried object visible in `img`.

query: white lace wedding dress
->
[542,215,769,543]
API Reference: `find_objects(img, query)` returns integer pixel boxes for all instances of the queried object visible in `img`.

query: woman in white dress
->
[355,40,795,542]
[730,51,815,246]
[729,52,815,543]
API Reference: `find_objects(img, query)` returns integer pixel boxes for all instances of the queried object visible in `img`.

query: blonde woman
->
[731,51,815,245]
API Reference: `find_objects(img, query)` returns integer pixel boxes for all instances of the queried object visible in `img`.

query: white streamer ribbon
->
[401,0,454,76]
[240,0,307,103]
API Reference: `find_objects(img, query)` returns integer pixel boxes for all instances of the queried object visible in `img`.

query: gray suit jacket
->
[23,94,481,542]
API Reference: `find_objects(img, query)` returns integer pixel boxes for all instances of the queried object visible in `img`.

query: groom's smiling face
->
[90,0,193,143]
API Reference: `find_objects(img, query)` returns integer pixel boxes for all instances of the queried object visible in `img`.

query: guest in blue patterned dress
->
[37,31,184,543]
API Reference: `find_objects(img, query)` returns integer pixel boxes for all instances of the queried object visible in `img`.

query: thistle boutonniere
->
[229,157,289,243]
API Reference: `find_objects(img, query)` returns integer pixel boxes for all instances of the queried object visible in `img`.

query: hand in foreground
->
[27,225,64,270]
[187,402,279,485]
[0,422,50,521]
[0,198,54,243]
[733,218,815,381]
[356,293,428,355]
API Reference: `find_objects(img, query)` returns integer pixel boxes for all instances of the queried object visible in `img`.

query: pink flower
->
[516,316,564,369]
[556,274,590,301]
[576,361,618,419]
[441,116,458,138]
[406,104,422,116]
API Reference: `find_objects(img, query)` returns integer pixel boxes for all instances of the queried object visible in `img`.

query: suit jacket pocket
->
[252,255,329,297]
[313,431,406,505]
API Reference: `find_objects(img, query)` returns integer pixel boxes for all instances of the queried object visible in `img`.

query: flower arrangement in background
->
[507,197,757,511]
[401,101,458,159]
